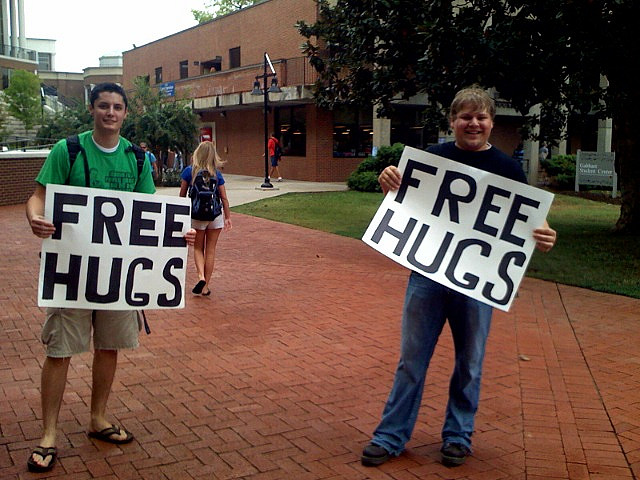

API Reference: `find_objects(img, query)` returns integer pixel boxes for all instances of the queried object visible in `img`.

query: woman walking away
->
[180,140,232,296]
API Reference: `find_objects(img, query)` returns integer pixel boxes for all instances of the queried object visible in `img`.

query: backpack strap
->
[124,144,147,177]
[65,135,90,187]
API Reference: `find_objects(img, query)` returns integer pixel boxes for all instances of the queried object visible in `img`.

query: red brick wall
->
[0,154,46,206]
[203,104,362,182]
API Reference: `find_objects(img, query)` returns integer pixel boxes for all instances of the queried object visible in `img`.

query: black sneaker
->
[361,443,390,466]
[440,442,470,467]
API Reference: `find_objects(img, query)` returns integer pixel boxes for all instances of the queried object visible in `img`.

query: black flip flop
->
[27,446,57,473]
[192,280,206,294]
[88,425,134,445]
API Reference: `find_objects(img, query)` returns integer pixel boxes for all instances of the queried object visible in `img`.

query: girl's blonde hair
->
[190,140,225,184]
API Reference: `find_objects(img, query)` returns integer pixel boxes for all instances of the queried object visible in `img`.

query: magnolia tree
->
[299,0,640,234]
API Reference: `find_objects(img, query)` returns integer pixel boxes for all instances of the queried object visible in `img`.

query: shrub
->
[161,168,182,187]
[347,171,381,192]
[541,154,576,189]
[347,143,404,192]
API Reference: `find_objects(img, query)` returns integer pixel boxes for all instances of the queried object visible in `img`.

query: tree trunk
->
[613,109,640,235]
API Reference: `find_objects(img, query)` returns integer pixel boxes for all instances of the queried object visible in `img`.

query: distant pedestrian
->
[140,142,158,179]
[268,132,283,182]
[539,143,549,162]
[512,143,524,167]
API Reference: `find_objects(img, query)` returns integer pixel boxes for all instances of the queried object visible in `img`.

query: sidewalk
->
[156,174,349,207]
[1,178,639,479]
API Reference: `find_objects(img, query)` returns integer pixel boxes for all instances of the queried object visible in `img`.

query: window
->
[155,67,162,84]
[1,67,9,89]
[229,47,241,69]
[179,60,188,79]
[38,52,52,71]
[200,57,222,75]
[333,106,373,157]
[137,74,150,85]
[277,106,307,156]
[390,105,437,150]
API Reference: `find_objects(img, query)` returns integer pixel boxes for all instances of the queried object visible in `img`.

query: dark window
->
[333,106,373,157]
[137,74,150,85]
[277,106,307,156]
[155,67,162,84]
[390,105,437,150]
[200,57,222,75]
[1,67,9,89]
[229,47,241,69]
[179,60,188,79]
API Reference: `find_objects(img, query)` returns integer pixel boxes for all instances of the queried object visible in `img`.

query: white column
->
[551,139,567,157]
[17,0,24,49]
[525,104,541,186]
[597,76,613,153]
[372,104,391,149]
[1,0,10,53]
[9,0,17,54]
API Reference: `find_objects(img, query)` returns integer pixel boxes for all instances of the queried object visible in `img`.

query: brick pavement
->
[1,202,639,479]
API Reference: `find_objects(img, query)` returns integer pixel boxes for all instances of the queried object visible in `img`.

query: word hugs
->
[363,147,554,311]
[38,185,192,310]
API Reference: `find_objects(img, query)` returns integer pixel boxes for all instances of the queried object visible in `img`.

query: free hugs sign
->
[38,185,192,310]
[363,146,554,311]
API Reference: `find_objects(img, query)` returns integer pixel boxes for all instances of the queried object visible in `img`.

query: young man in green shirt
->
[25,83,194,472]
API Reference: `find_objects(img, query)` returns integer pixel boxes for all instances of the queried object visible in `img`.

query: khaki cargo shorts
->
[41,308,140,357]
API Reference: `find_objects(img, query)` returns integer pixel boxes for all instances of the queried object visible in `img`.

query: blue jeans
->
[371,272,493,455]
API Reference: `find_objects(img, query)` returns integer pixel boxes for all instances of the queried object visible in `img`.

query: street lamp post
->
[251,52,281,189]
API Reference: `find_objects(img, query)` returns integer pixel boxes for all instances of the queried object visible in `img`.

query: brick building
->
[123,0,357,181]
[123,0,446,182]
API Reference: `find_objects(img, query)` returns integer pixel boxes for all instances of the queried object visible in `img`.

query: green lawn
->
[233,191,640,299]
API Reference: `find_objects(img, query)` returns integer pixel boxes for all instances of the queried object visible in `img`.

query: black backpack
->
[65,135,147,186]
[189,168,222,221]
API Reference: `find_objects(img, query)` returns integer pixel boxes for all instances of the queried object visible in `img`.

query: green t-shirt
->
[36,130,156,194]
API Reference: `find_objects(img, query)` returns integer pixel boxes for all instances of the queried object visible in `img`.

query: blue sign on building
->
[159,82,175,97]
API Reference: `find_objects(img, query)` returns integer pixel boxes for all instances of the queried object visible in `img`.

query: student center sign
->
[575,150,618,198]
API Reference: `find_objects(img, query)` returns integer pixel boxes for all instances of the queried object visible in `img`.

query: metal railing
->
[1,136,56,152]
[281,56,319,87]
[0,43,37,61]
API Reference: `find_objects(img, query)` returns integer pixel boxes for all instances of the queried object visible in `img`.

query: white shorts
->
[191,209,224,230]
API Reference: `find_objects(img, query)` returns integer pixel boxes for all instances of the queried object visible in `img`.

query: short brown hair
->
[449,85,496,121]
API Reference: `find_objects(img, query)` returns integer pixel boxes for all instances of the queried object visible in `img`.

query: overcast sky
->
[24,0,207,72]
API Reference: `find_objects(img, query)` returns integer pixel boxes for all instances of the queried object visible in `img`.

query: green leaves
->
[192,0,260,22]
[4,70,42,131]
[124,78,199,160]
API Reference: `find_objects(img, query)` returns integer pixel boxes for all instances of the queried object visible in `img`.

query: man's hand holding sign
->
[366,147,555,311]
[38,185,193,310]
[360,86,556,470]
[379,164,557,253]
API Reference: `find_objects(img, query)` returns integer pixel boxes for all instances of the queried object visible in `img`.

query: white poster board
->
[38,185,192,310]
[362,146,554,311]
